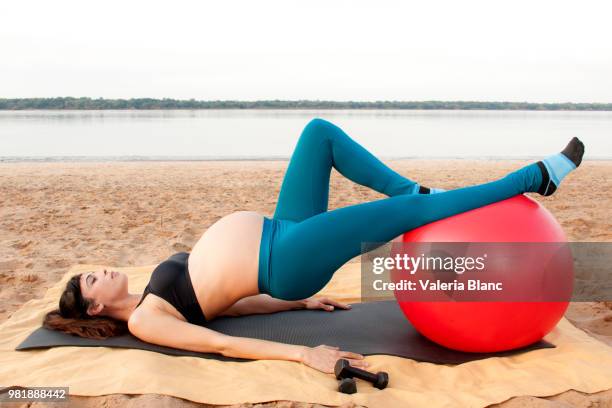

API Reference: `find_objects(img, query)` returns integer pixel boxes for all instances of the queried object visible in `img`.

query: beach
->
[1,159,611,407]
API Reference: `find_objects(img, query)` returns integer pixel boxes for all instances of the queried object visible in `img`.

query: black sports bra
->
[136,252,207,325]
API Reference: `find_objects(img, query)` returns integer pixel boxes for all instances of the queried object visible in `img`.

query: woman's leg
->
[273,117,422,222]
[268,163,544,300]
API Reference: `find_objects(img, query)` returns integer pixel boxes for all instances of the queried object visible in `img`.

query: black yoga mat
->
[16,300,554,365]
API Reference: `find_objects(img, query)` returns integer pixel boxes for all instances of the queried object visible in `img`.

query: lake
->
[1,109,611,161]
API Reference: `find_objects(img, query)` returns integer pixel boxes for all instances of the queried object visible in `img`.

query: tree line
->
[1,97,611,110]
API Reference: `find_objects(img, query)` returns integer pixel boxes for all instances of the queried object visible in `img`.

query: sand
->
[1,159,610,408]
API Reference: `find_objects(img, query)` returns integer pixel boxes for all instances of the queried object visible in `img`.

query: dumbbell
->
[334,359,389,390]
[338,377,357,394]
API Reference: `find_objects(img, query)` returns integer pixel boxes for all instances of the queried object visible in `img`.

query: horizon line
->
[1,97,612,111]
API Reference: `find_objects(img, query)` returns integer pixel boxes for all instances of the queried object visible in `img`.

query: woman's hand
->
[303,297,352,312]
[301,344,368,374]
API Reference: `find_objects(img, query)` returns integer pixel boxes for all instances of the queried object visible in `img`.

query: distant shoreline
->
[2,98,612,111]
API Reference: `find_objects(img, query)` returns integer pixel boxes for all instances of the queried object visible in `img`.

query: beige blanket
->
[1,262,612,407]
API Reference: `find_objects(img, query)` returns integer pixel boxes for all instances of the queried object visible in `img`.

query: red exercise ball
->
[396,194,573,353]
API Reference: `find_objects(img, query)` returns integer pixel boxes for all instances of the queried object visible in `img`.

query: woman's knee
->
[306,117,335,130]
[301,118,340,144]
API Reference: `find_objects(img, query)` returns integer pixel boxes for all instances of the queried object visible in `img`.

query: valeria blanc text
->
[373,279,503,292]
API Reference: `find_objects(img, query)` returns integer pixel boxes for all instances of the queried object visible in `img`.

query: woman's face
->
[79,269,128,315]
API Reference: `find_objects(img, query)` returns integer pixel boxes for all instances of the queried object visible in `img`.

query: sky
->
[1,0,611,102]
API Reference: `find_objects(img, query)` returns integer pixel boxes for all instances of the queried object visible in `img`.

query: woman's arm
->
[129,308,304,359]
[219,294,305,316]
[219,294,352,316]
[128,309,367,373]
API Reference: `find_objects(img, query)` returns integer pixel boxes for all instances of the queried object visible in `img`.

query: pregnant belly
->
[188,211,265,318]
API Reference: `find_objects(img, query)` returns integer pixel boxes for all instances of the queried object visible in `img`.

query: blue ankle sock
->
[542,153,576,187]
[542,153,576,186]
[537,153,577,196]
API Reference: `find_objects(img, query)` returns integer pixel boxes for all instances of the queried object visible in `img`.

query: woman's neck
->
[104,293,144,322]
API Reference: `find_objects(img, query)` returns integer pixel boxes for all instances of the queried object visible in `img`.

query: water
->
[1,109,611,161]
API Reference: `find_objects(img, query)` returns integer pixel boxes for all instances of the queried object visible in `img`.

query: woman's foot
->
[536,137,585,196]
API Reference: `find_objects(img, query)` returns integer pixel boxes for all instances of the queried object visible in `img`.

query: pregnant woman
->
[47,118,584,373]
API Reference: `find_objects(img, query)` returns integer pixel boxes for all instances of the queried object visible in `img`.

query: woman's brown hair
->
[42,273,128,339]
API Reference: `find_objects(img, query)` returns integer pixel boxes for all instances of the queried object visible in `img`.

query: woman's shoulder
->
[129,299,164,332]
[131,291,188,327]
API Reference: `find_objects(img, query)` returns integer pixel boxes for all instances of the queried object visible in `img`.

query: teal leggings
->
[257,118,543,300]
